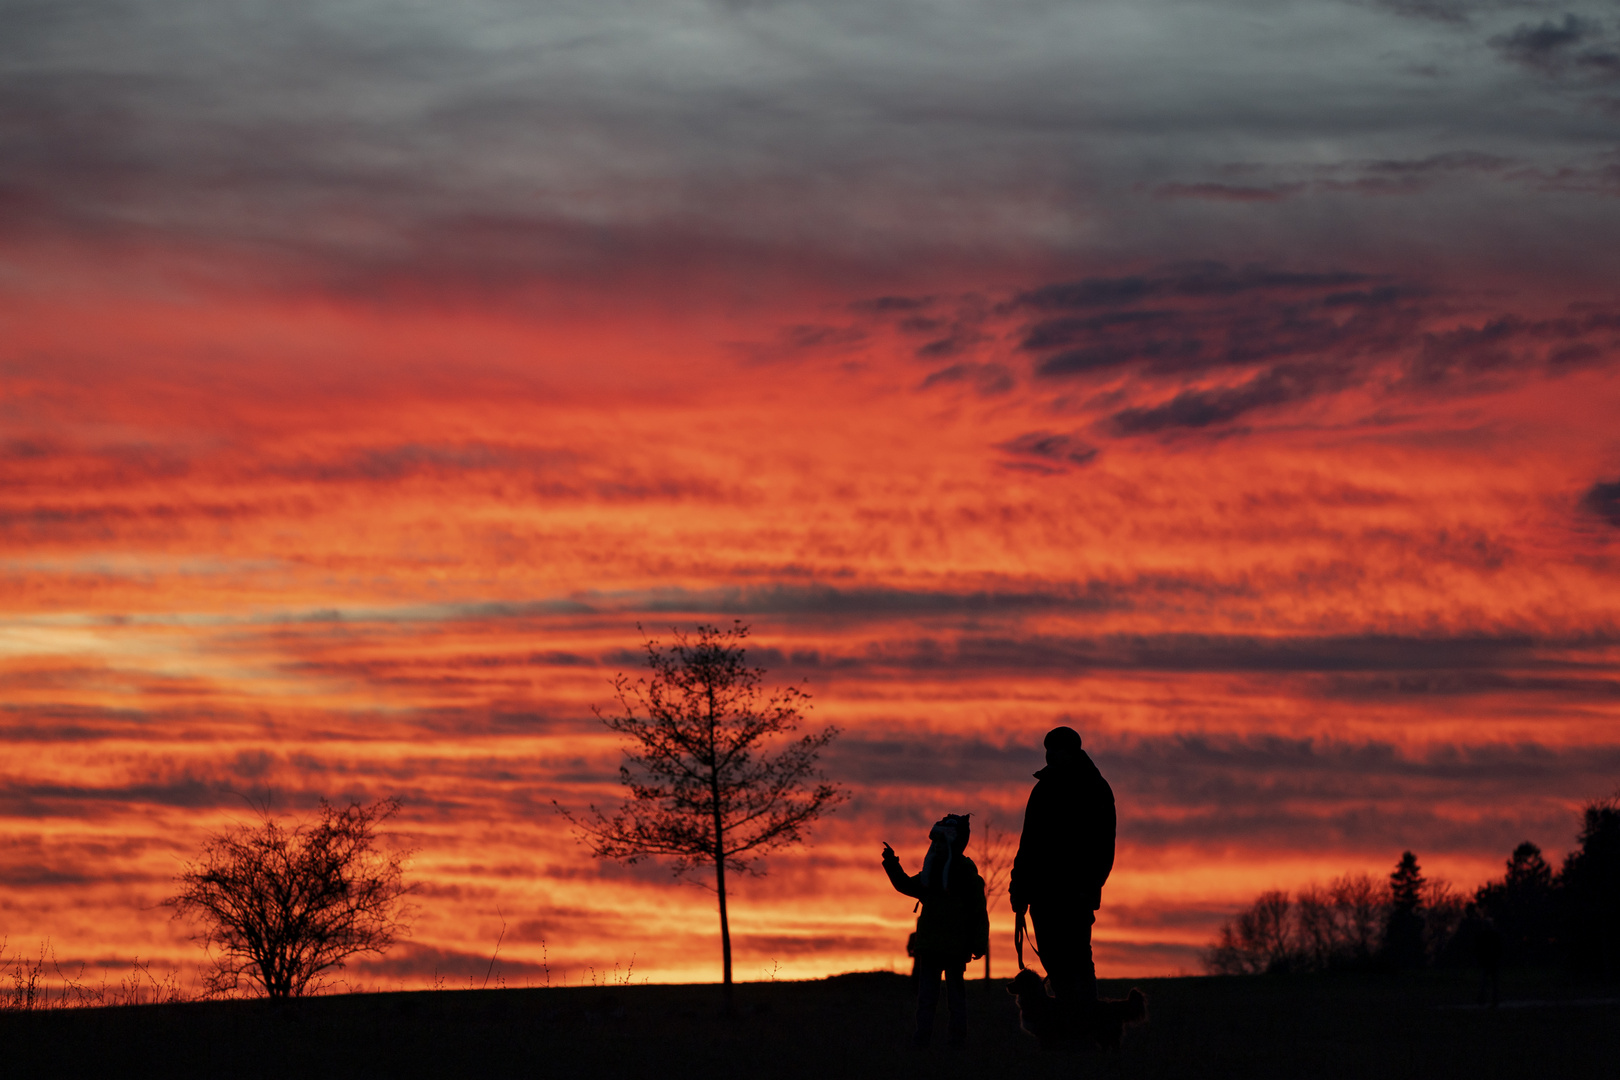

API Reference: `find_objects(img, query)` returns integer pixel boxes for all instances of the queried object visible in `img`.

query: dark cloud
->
[0,833,175,890]
[833,630,1617,681]
[849,295,935,314]
[1369,0,1476,26]
[1360,151,1515,175]
[1322,671,1620,697]
[1104,732,1620,795]
[994,431,1099,471]
[2,438,62,462]
[1409,308,1620,384]
[1151,153,1520,213]
[394,615,1618,691]
[1034,334,1204,379]
[1512,155,1620,196]
[1321,284,1424,308]
[464,581,1139,622]
[1409,317,1525,383]
[0,440,193,489]
[1022,308,1180,353]
[1490,13,1620,80]
[1104,732,1619,856]
[825,734,1037,790]
[870,294,995,363]
[733,323,868,364]
[1120,801,1580,857]
[918,362,1014,395]
[782,324,867,350]
[860,263,1617,436]
[1491,15,1603,74]
[1014,265,1378,312]
[0,778,264,817]
[0,500,276,542]
[269,443,568,484]
[914,331,986,359]
[1582,479,1620,527]
[1010,265,1423,419]
[1153,182,1303,202]
[1107,361,1353,434]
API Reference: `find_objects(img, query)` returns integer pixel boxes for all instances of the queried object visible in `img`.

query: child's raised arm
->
[882,842,922,897]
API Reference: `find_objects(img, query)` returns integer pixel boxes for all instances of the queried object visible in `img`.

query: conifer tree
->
[1384,850,1426,967]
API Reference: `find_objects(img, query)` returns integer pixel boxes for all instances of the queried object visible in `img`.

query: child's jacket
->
[883,847,990,966]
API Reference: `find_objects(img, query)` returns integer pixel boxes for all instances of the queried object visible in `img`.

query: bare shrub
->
[169,797,415,998]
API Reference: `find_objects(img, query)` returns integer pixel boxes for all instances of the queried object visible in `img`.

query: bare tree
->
[556,622,844,1012]
[1329,871,1386,965]
[169,797,414,998]
[974,819,1016,979]
[1294,882,1342,970]
[1206,871,1396,976]
[1421,879,1466,965]
[1205,889,1296,974]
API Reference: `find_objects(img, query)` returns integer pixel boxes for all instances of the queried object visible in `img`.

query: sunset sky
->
[3,0,1619,988]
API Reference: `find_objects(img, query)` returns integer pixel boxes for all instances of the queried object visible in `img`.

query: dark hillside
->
[4,970,1615,1080]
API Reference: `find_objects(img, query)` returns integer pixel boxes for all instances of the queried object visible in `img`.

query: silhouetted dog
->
[1005,969,1067,1050]
[1005,969,1147,1051]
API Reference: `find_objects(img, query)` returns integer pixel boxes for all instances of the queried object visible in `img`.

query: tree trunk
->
[716,848,734,1014]
[705,683,734,1015]
[712,737,733,1015]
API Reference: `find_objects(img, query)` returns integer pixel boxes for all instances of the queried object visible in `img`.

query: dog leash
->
[1014,909,1043,971]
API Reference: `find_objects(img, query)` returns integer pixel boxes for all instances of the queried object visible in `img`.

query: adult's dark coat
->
[1009,750,1116,911]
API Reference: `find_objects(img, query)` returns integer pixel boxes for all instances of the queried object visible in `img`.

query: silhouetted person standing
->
[1010,726,1115,1004]
[882,813,989,1048]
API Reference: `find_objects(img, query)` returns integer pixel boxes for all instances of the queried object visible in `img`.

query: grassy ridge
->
[3,969,1614,1079]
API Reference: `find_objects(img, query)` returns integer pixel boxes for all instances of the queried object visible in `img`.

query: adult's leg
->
[1030,901,1097,1003]
[944,963,968,1047]
[914,954,945,1045]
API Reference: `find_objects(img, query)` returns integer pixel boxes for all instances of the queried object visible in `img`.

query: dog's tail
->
[1124,988,1147,1024]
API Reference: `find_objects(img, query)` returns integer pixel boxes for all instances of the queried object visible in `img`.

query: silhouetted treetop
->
[1390,851,1426,915]
[1561,796,1620,976]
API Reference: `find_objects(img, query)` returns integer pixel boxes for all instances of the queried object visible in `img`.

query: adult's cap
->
[1044,726,1083,753]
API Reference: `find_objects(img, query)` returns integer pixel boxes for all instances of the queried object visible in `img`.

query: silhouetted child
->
[882,814,989,1048]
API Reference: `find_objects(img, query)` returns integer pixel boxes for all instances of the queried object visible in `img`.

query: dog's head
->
[1004,968,1047,1001]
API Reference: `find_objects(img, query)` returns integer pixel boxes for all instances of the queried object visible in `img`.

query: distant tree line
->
[1205,797,1620,978]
